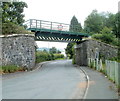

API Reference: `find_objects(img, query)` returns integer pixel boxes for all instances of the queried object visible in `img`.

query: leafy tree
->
[1,1,28,25]
[84,10,104,34]
[100,26,112,34]
[69,16,82,32]
[114,12,120,38]
[1,1,28,35]
[65,43,75,59]
[49,47,57,54]
[43,49,48,53]
[104,13,116,29]
[57,50,61,54]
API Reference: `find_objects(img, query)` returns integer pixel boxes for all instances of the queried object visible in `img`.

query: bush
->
[92,34,103,40]
[2,22,32,35]
[92,33,116,44]
[54,54,64,59]
[36,51,64,63]
[108,57,120,63]
[92,27,119,46]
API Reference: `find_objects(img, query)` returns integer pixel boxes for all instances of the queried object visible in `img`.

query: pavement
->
[80,66,119,99]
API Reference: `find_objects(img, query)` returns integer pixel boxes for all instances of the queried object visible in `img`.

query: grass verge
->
[0,65,24,74]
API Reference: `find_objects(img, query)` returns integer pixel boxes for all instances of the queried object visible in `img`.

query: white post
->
[100,59,102,70]
[96,58,99,70]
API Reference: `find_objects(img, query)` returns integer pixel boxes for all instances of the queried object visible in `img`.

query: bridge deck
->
[25,19,89,42]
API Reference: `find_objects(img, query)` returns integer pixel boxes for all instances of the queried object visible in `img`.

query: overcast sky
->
[22,0,119,49]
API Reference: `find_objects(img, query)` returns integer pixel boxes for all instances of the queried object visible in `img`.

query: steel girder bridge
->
[25,19,89,42]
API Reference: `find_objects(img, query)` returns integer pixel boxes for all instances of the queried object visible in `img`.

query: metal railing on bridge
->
[25,19,70,32]
[24,19,89,42]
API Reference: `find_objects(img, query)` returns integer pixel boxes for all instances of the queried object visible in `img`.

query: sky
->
[22,0,119,49]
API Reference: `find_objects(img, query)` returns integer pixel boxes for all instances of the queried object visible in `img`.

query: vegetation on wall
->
[2,22,32,35]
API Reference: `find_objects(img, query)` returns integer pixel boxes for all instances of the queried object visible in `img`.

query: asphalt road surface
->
[2,60,87,99]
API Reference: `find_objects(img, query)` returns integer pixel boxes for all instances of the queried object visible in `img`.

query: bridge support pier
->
[75,41,88,66]
[0,34,35,69]
[74,39,118,66]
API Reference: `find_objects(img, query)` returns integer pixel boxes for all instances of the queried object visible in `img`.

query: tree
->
[104,13,116,29]
[43,49,48,53]
[114,12,120,38]
[65,43,75,59]
[84,10,104,34]
[1,1,28,34]
[1,1,28,25]
[69,16,82,32]
[49,47,57,54]
[66,16,82,59]
[57,50,61,54]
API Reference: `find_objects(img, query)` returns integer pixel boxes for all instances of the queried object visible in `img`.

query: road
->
[2,60,87,99]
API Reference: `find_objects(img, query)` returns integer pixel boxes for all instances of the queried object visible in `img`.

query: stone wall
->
[0,34,35,69]
[75,39,118,66]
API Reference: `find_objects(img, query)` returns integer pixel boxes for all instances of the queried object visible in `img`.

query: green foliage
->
[35,51,64,63]
[100,26,112,34]
[0,65,24,73]
[1,2,29,35]
[1,2,27,25]
[90,61,94,68]
[54,54,64,60]
[92,27,119,46]
[49,47,61,54]
[49,47,57,54]
[36,51,50,63]
[65,43,75,59]
[104,13,116,29]
[66,16,82,60]
[69,16,82,32]
[2,22,32,35]
[114,12,120,38]
[108,57,120,63]
[84,10,104,33]
[84,10,120,39]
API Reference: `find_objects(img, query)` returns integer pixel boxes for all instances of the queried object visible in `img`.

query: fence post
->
[110,61,115,82]
[115,61,118,85]
[96,58,99,70]
[99,59,102,71]
[106,60,110,78]
[118,63,120,87]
